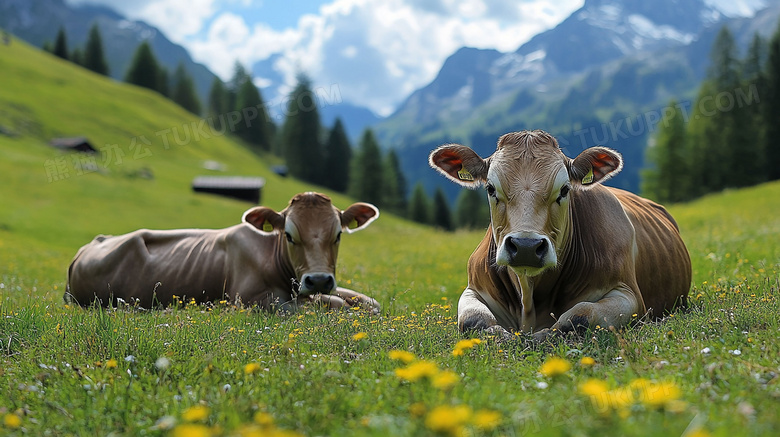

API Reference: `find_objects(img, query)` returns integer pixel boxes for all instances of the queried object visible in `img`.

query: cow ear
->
[242,206,285,235]
[341,203,379,233]
[570,147,623,190]
[429,144,488,188]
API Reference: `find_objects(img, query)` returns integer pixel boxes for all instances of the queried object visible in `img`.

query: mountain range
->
[3,0,779,201]
[374,0,780,199]
[0,0,220,107]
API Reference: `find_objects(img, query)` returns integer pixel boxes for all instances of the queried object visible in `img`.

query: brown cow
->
[65,192,380,312]
[429,130,690,341]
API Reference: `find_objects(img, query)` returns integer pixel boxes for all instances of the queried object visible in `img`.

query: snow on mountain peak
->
[705,0,766,18]
[627,14,695,46]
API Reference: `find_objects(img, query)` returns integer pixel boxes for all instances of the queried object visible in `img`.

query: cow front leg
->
[311,287,380,314]
[543,285,640,339]
[458,288,515,341]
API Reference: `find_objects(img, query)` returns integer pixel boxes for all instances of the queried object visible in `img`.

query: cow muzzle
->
[497,232,555,271]
[299,272,336,296]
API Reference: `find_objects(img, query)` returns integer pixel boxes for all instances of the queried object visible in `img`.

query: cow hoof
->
[532,328,553,342]
[556,315,589,335]
[485,325,516,342]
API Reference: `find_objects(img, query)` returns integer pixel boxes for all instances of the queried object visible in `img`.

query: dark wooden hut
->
[191,176,265,204]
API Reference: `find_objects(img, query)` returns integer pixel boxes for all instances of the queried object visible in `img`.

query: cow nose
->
[504,236,548,268]
[300,273,336,295]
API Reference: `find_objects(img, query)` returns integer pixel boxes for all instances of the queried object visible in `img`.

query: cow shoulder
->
[568,185,637,275]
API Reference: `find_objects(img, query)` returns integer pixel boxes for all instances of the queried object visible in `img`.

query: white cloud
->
[67,0,584,115]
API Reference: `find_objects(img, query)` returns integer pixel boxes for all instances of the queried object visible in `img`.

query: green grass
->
[2,38,780,436]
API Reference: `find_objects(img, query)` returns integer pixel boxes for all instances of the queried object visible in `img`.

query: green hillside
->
[0,38,480,308]
[1,38,779,436]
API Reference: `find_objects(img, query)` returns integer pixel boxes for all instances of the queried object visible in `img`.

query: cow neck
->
[554,189,590,296]
[500,208,575,333]
[274,229,297,293]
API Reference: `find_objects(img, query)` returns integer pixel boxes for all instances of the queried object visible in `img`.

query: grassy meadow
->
[2,38,780,436]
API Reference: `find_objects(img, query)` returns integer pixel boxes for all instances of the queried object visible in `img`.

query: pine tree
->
[208,77,227,116]
[454,188,489,229]
[280,75,325,184]
[53,27,68,60]
[172,63,202,115]
[743,33,766,82]
[383,149,407,216]
[741,33,768,183]
[408,183,431,225]
[84,24,109,76]
[642,100,689,203]
[764,20,780,181]
[234,73,273,152]
[349,129,384,205]
[701,27,742,191]
[685,82,718,198]
[322,119,352,193]
[70,48,83,66]
[158,66,170,97]
[226,62,249,115]
[432,187,453,231]
[125,41,160,92]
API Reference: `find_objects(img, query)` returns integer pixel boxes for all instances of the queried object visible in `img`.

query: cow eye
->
[556,185,570,205]
[486,183,496,198]
[335,231,342,244]
[285,232,295,244]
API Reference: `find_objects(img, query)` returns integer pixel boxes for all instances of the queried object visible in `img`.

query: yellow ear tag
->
[457,166,474,181]
[582,167,594,185]
[348,219,358,230]
[262,220,274,233]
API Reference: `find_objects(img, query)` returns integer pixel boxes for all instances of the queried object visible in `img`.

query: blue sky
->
[65,0,765,116]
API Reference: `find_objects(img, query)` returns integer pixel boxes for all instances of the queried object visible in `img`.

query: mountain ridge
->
[374,0,779,200]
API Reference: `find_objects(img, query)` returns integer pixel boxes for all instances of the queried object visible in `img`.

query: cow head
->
[430,130,622,277]
[242,192,379,296]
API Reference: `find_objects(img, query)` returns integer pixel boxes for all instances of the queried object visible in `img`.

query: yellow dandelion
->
[3,413,21,429]
[181,405,210,422]
[606,387,635,411]
[580,356,595,367]
[431,370,459,389]
[244,362,261,375]
[628,378,650,390]
[105,359,118,369]
[388,350,415,363]
[539,356,571,377]
[452,338,482,357]
[579,379,609,397]
[453,339,479,350]
[394,360,439,382]
[425,405,472,435]
[471,409,501,430]
[352,332,367,341]
[253,411,274,427]
[409,402,427,417]
[171,423,212,437]
[637,380,681,408]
